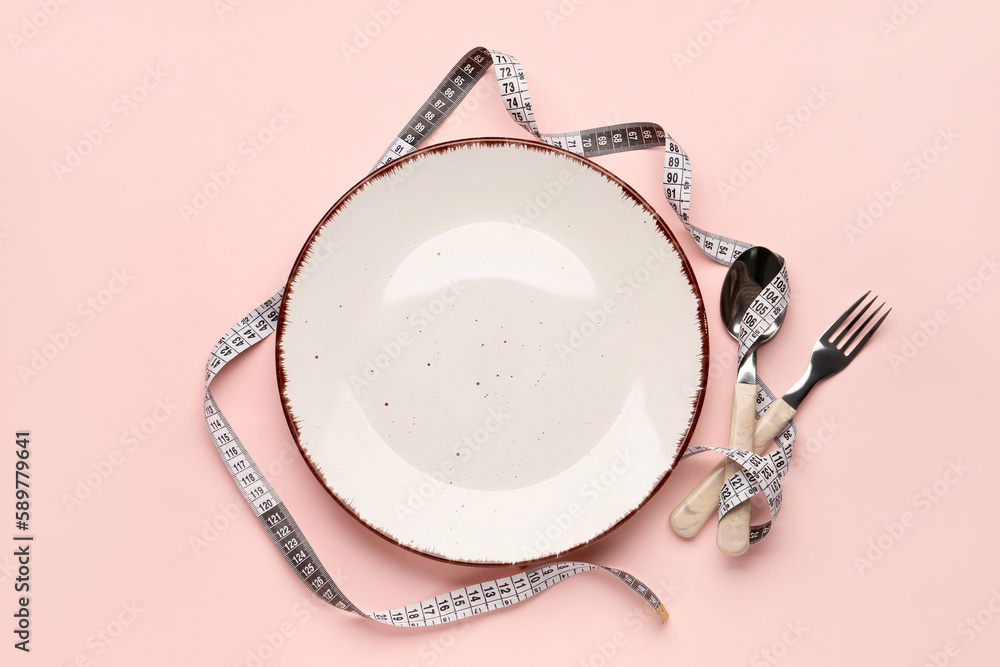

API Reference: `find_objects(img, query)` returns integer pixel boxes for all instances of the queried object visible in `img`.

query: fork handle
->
[670,397,797,538]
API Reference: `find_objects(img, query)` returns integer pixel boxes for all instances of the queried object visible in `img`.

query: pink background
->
[3,0,999,665]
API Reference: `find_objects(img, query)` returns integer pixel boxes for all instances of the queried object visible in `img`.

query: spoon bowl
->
[720,246,786,362]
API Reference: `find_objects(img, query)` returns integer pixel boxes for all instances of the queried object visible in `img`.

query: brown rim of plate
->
[275,137,709,568]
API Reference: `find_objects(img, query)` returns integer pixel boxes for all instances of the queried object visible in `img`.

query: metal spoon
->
[716,247,786,555]
[668,247,787,543]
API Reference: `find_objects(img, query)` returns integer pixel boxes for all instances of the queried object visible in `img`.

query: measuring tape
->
[203,46,797,626]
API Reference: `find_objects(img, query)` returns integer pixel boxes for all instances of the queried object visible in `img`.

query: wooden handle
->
[669,463,728,537]
[717,383,758,555]
[754,397,796,447]
[669,397,797,538]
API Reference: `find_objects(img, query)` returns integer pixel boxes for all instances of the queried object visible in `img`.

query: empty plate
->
[276,138,707,565]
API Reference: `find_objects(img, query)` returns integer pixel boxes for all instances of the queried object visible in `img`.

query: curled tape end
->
[655,603,669,623]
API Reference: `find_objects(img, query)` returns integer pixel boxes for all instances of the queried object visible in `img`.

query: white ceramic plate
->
[277,138,707,565]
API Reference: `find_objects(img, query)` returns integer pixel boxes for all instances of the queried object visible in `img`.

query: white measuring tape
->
[203,46,797,626]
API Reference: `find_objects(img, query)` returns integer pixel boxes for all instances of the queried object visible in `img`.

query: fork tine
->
[841,302,884,349]
[823,291,871,341]
[832,294,876,345]
[844,307,891,357]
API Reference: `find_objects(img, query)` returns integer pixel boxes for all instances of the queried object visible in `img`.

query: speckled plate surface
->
[276,138,707,566]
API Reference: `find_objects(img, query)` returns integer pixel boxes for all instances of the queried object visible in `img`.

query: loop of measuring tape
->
[203,46,798,626]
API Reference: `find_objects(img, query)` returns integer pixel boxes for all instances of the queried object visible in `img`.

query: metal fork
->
[780,291,891,411]
[669,291,891,538]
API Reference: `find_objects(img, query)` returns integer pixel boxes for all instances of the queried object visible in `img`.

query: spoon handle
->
[717,382,758,555]
[669,398,797,537]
